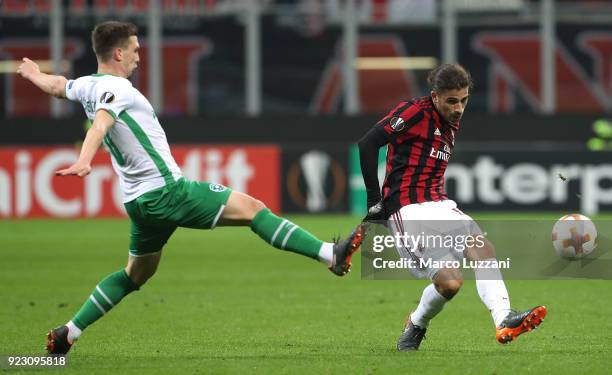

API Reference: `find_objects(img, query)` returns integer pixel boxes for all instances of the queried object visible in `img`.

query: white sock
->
[318,243,334,266]
[474,259,511,326]
[66,320,82,344]
[409,284,448,328]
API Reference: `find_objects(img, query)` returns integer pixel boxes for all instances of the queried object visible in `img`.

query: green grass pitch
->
[1,215,611,374]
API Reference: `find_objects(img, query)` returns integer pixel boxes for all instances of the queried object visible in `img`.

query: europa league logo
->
[287,150,346,212]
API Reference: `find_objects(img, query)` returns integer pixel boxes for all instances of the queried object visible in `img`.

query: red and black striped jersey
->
[378,96,459,215]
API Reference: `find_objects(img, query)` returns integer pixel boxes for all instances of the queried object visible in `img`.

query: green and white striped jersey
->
[66,74,182,202]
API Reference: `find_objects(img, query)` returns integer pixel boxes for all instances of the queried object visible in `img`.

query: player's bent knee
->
[447,278,463,293]
[131,268,157,286]
[125,265,157,286]
[126,253,162,286]
[439,281,462,299]
[250,198,266,215]
[433,277,463,299]
[223,191,267,222]
[237,196,266,221]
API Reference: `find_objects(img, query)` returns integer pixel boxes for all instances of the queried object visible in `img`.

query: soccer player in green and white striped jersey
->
[17,21,364,355]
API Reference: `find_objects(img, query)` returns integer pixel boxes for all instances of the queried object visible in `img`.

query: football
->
[551,214,598,260]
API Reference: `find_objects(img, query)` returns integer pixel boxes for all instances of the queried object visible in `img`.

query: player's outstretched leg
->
[46,252,160,355]
[466,240,547,343]
[218,191,363,276]
[496,306,547,344]
[466,241,512,329]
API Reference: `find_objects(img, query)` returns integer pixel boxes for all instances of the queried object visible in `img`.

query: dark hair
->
[427,63,473,92]
[91,21,138,62]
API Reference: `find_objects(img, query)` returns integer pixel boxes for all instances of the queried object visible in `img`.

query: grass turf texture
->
[1,215,610,374]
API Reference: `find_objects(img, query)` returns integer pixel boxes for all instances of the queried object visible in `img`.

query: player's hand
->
[363,201,386,223]
[56,160,92,177]
[16,57,40,80]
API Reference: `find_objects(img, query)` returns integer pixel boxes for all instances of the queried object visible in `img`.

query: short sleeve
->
[95,79,134,119]
[65,77,83,102]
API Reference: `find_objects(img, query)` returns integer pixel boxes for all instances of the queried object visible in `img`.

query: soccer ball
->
[551,214,598,260]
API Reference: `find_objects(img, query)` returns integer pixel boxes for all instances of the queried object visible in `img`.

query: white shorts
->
[386,200,482,280]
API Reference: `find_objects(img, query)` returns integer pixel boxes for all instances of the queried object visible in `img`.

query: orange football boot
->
[496,305,547,344]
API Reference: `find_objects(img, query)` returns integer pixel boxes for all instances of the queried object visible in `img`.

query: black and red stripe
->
[379,96,455,215]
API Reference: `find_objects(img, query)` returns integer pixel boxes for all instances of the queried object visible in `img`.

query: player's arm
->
[357,125,389,220]
[358,103,424,221]
[16,57,68,98]
[56,110,115,177]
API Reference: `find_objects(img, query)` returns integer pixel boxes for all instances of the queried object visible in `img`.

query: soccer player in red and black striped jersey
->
[358,64,547,351]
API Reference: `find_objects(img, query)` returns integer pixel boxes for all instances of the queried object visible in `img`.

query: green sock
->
[72,270,139,330]
[250,208,323,260]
